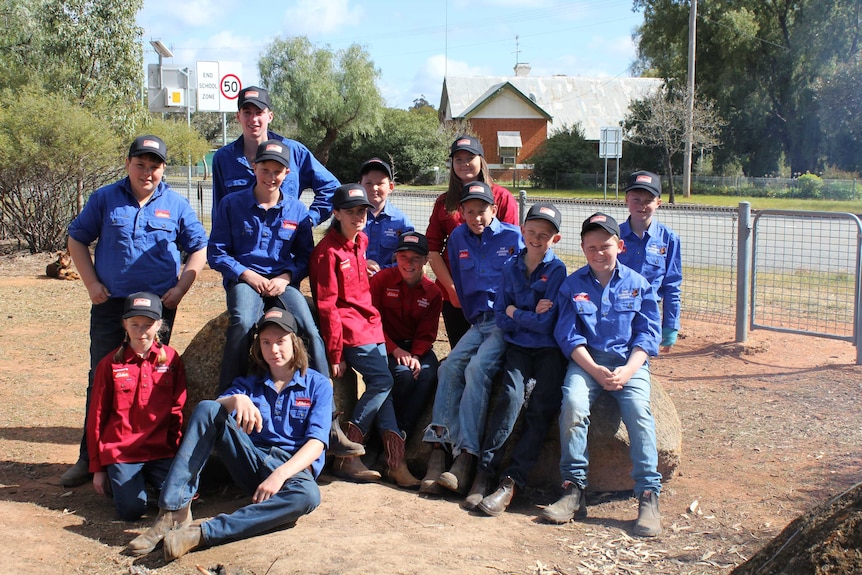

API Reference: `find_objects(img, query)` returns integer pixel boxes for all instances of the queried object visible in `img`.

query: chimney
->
[514,63,531,77]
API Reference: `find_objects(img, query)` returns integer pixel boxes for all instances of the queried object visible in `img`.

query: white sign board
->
[599,126,623,159]
[196,61,242,113]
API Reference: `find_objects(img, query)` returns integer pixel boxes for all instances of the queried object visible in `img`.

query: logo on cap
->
[590,214,608,223]
[403,235,419,244]
[265,143,283,153]
[348,189,364,197]
[264,309,284,319]
[142,139,160,149]
[133,297,152,307]
[636,174,653,184]
[539,207,556,217]
[246,90,259,98]
[457,138,471,146]
[469,185,484,193]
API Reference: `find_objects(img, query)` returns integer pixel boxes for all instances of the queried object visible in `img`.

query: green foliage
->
[817,61,862,173]
[529,124,601,188]
[793,173,823,199]
[326,106,449,184]
[0,89,122,253]
[259,36,384,164]
[143,117,212,169]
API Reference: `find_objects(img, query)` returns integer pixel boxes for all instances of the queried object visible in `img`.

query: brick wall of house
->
[469,118,548,164]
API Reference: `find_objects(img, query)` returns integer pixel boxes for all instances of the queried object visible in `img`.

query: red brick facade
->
[468,118,548,164]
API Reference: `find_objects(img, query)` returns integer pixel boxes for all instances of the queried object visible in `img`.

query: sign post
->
[599,126,623,199]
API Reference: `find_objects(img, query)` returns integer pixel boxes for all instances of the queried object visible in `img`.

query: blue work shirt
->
[554,262,661,363]
[208,187,313,288]
[494,247,567,348]
[67,178,208,299]
[220,367,333,478]
[619,218,682,330]
[365,200,414,269]
[447,218,524,324]
[211,131,339,226]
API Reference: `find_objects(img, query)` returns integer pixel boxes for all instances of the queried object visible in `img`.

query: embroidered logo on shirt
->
[155,209,171,219]
[112,367,130,379]
[294,397,312,408]
[340,259,351,270]
[647,244,667,256]
[384,228,398,237]
[386,288,400,298]
[540,275,548,282]
[459,249,470,259]
[155,365,170,373]
[618,288,640,300]
[496,246,509,257]
[573,292,590,302]
[417,297,430,308]
[282,220,297,230]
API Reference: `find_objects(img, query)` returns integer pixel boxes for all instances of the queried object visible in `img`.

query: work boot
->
[419,447,446,495]
[329,414,365,457]
[59,458,91,487]
[478,476,516,517]
[333,422,381,483]
[542,482,587,524]
[382,430,420,488]
[163,522,203,562]
[461,469,491,510]
[633,490,662,537]
[436,452,475,495]
[126,505,192,556]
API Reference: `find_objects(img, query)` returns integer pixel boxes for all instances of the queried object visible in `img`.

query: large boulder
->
[182,313,681,492]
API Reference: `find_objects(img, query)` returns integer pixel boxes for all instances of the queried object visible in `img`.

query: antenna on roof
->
[514,35,521,66]
[513,35,531,77]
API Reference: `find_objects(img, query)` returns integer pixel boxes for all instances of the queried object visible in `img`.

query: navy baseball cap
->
[624,171,662,197]
[394,231,429,256]
[359,158,393,180]
[254,139,290,168]
[581,212,620,238]
[333,183,374,210]
[257,307,298,334]
[128,135,167,163]
[123,292,163,320]
[524,202,562,232]
[238,86,271,110]
[460,181,494,204]
[450,135,484,157]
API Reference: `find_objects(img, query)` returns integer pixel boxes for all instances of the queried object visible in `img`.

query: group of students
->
[59,83,681,562]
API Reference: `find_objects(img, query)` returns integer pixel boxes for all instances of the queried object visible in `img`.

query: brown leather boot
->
[419,446,446,494]
[382,430,420,489]
[478,476,516,517]
[163,521,203,562]
[126,504,192,556]
[329,414,365,457]
[437,452,476,494]
[333,422,381,483]
[461,469,491,510]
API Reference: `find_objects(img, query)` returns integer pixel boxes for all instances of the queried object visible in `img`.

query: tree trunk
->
[313,128,340,166]
[665,153,676,204]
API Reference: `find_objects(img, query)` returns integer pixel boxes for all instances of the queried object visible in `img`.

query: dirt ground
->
[1,251,861,575]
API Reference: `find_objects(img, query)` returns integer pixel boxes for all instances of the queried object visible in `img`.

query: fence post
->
[736,201,752,342]
[519,190,527,225]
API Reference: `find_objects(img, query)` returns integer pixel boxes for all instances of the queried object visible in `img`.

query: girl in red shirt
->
[310,183,419,488]
[426,135,518,348]
[87,292,186,520]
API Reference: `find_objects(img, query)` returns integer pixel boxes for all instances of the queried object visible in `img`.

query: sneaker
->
[633,490,662,537]
[541,483,587,524]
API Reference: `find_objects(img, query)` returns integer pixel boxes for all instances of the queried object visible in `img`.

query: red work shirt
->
[310,228,385,365]
[425,183,518,301]
[370,266,443,357]
[87,343,186,473]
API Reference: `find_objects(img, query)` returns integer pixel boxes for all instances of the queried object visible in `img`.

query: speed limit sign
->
[220,73,241,100]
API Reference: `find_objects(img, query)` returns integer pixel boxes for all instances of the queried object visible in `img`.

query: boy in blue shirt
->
[360,158,414,275]
[420,181,523,497]
[618,171,682,352]
[545,212,663,537]
[473,203,568,514]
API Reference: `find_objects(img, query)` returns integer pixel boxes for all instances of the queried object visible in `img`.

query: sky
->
[137,0,645,110]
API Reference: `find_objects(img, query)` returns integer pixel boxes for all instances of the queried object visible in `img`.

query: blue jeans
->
[387,348,438,436]
[342,343,398,435]
[220,281,328,392]
[106,458,173,520]
[159,401,320,546]
[558,349,662,494]
[79,299,176,461]
[482,345,566,478]
[423,314,506,455]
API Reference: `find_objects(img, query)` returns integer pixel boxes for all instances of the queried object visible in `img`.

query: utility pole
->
[682,0,697,198]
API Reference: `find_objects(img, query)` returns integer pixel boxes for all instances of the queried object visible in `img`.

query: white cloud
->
[281,0,364,37]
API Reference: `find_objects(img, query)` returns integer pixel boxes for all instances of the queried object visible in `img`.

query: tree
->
[0,90,121,252]
[623,85,723,202]
[325,105,449,185]
[259,36,384,165]
[529,124,602,188]
[816,61,862,173]
[633,0,862,176]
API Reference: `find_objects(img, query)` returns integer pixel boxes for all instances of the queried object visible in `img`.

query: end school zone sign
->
[197,61,242,113]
